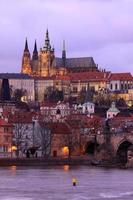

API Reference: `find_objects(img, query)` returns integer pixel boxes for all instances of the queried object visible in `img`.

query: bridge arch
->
[116,140,133,164]
[85,141,99,155]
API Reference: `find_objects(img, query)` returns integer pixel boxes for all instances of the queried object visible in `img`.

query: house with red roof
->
[108,73,133,92]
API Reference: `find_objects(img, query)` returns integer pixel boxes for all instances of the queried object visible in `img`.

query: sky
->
[0,0,133,73]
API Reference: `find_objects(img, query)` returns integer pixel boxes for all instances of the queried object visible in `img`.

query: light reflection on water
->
[63,165,70,172]
[0,165,132,200]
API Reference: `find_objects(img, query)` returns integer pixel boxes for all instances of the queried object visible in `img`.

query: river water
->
[0,165,133,200]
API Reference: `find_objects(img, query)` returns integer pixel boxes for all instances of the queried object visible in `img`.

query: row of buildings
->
[0,71,133,104]
[0,99,133,159]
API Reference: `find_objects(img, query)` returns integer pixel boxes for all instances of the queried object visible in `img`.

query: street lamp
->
[11,145,17,158]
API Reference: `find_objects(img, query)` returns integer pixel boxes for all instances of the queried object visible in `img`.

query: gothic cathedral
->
[21,30,98,77]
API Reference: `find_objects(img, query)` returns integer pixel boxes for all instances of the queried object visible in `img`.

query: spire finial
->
[62,40,66,66]
[44,29,50,50]
[32,39,38,60]
[63,40,65,51]
[33,39,37,53]
[24,38,29,52]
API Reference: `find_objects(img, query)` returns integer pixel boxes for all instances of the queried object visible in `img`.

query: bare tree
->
[13,123,32,157]
[36,122,53,157]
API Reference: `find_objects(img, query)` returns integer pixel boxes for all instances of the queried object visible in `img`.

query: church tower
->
[38,29,55,77]
[21,38,31,75]
[62,40,66,67]
[31,40,39,76]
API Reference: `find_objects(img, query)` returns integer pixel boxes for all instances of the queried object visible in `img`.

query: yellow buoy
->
[72,178,77,186]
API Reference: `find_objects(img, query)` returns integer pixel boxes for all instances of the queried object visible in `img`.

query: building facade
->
[0,74,35,101]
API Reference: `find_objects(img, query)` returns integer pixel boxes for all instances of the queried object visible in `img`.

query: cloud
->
[0,0,133,72]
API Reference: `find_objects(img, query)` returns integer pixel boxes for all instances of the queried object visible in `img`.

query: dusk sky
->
[0,0,133,73]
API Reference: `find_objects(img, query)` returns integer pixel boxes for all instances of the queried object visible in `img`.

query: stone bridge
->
[82,132,133,163]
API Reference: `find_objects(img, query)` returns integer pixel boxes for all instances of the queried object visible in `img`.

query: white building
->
[108,73,133,92]
[82,102,95,114]
[40,101,71,118]
[107,102,120,119]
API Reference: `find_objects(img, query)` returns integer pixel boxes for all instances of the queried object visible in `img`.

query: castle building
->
[0,74,35,102]
[21,30,98,77]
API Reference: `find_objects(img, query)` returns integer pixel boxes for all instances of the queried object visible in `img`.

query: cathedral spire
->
[24,38,29,52]
[21,38,31,75]
[32,40,38,60]
[44,29,51,50]
[33,40,37,53]
[63,40,65,51]
[62,40,66,67]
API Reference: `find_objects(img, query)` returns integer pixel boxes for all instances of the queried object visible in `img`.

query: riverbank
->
[0,157,128,168]
[0,157,92,167]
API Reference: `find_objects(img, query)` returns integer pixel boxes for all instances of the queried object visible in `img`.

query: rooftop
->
[0,73,34,80]
[55,57,97,69]
[109,73,133,81]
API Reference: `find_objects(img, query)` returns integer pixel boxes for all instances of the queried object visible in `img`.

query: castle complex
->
[21,30,98,77]
[0,29,132,104]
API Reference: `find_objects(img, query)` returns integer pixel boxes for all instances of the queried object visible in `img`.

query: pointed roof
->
[44,29,51,50]
[33,40,37,53]
[107,102,120,113]
[63,40,66,51]
[24,38,29,52]
[32,40,38,60]
[46,29,49,40]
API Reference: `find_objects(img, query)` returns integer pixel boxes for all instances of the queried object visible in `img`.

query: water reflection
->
[63,165,70,171]
[9,165,17,175]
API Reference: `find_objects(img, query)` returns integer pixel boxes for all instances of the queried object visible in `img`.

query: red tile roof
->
[109,73,133,81]
[0,119,13,127]
[55,75,70,81]
[9,111,37,124]
[71,72,109,81]
[56,72,110,82]
[50,122,70,134]
[56,72,133,82]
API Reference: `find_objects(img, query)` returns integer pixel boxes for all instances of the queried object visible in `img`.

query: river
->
[0,165,133,200]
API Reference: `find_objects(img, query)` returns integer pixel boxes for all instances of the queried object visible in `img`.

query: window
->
[121,83,123,90]
[4,136,10,142]
[73,87,77,93]
[110,84,113,90]
[125,83,127,90]
[4,127,9,132]
[82,86,86,91]
[115,83,118,90]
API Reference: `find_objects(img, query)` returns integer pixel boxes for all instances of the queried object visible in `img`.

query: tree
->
[0,78,11,101]
[13,89,27,102]
[13,123,31,157]
[44,86,64,102]
[77,90,86,104]
[93,92,118,107]
[36,122,53,157]
[116,98,127,107]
